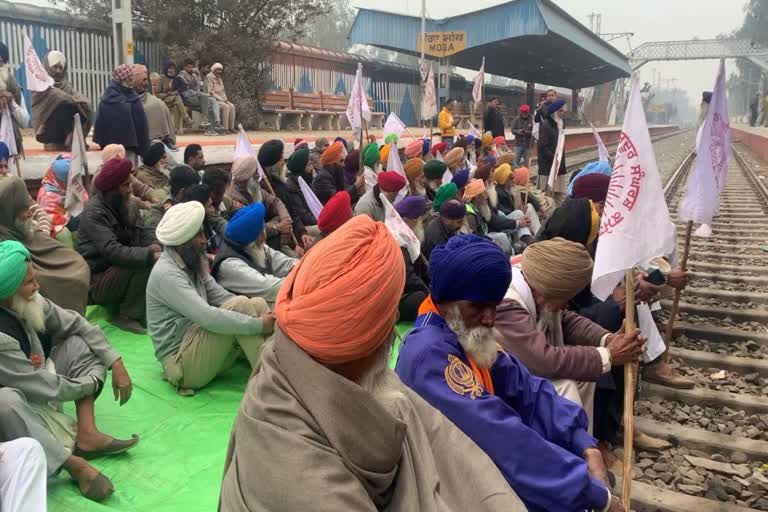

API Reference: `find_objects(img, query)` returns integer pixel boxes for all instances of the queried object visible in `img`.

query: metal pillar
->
[438,57,451,107]
[526,81,535,110]
[571,88,580,120]
[112,0,134,66]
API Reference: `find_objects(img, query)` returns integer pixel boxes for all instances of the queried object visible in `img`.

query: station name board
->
[417,31,467,58]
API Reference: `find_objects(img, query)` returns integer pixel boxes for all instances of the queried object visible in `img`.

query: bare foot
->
[64,456,114,502]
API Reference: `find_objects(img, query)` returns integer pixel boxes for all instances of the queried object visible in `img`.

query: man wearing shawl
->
[211,203,297,305]
[93,65,150,156]
[0,44,24,156]
[134,141,171,204]
[461,178,520,255]
[537,98,567,199]
[284,148,320,247]
[423,196,464,259]
[422,159,447,201]
[155,60,191,135]
[396,234,621,512]
[146,202,273,393]
[0,241,138,502]
[204,63,236,133]
[36,155,85,246]
[218,215,526,512]
[312,141,364,205]
[131,65,177,150]
[0,176,90,314]
[143,165,201,230]
[353,171,407,222]
[361,142,380,193]
[489,164,541,241]
[31,50,92,151]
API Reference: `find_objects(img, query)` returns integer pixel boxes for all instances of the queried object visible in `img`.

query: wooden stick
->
[663,220,694,351]
[622,269,637,511]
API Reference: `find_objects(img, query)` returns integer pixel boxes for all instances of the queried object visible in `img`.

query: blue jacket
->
[395,312,610,512]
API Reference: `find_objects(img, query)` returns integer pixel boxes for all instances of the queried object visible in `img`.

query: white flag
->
[234,124,264,179]
[386,141,408,203]
[299,176,323,220]
[383,112,407,139]
[0,107,19,176]
[472,58,485,105]
[678,60,730,237]
[469,123,482,140]
[346,63,372,131]
[421,66,437,121]
[381,194,420,264]
[591,75,675,300]
[23,33,53,92]
[588,121,611,162]
[547,130,566,189]
[65,113,88,216]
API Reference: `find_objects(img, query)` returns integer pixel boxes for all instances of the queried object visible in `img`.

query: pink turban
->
[231,155,259,182]
[101,144,126,163]
[405,139,423,159]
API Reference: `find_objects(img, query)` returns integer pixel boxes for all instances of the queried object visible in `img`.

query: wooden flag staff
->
[663,220,693,349]
[622,269,637,510]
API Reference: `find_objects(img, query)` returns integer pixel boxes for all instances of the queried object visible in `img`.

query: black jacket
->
[537,114,566,177]
[261,173,291,212]
[401,247,429,296]
[423,217,455,259]
[285,174,317,239]
[511,115,533,148]
[312,165,360,205]
[495,184,542,215]
[483,107,505,139]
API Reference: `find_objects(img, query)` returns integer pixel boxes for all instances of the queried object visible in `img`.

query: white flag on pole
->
[381,194,420,264]
[679,59,730,237]
[0,107,18,176]
[65,113,88,216]
[299,176,323,220]
[346,63,372,131]
[383,112,407,139]
[386,141,408,203]
[547,130,566,189]
[469,123,482,140]
[23,33,53,92]
[472,58,485,105]
[591,75,676,300]
[234,124,264,179]
[588,121,611,162]
[421,66,437,121]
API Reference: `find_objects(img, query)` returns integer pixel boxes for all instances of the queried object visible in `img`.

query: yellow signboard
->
[417,31,467,58]
[126,40,134,56]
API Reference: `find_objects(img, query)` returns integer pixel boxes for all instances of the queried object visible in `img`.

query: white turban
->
[211,62,223,72]
[46,51,66,68]
[156,202,205,246]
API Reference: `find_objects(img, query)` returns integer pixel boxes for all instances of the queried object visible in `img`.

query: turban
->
[377,171,406,193]
[320,141,344,167]
[318,191,352,234]
[463,179,486,201]
[453,137,468,151]
[395,195,427,219]
[573,173,611,202]
[0,240,30,300]
[440,200,466,220]
[465,135,475,145]
[494,164,512,185]
[494,136,506,146]
[52,157,71,182]
[422,138,431,157]
[521,237,593,301]
[431,142,447,157]
[451,169,470,189]
[156,201,205,246]
[482,154,498,168]
[513,167,529,187]
[548,99,566,115]
[143,142,166,167]
[344,150,360,177]
[334,137,348,150]
[170,165,200,197]
[258,140,284,169]
[379,144,391,165]
[226,202,266,244]
[430,234,511,305]
[112,64,133,83]
[433,183,458,212]
[0,177,33,231]
[424,160,447,180]
[474,161,493,182]
[538,198,596,247]
[101,144,126,162]
[162,59,176,75]
[275,215,405,364]
[94,157,132,192]
[46,50,66,68]
[404,158,424,181]
[444,147,465,168]
[211,62,223,72]
[567,160,612,196]
[286,148,310,175]
[405,139,423,159]
[481,132,493,147]
[0,43,8,65]
[0,141,10,162]
[363,144,380,168]
[702,91,713,104]
[294,138,308,150]
[384,134,398,146]
[231,155,259,182]
[497,152,514,166]
[132,64,148,82]
[519,104,531,114]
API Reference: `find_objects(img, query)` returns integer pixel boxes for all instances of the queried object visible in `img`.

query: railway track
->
[614,139,768,511]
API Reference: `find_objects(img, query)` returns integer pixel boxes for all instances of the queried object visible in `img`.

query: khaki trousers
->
[166,296,269,390]
[551,379,597,434]
[218,101,236,130]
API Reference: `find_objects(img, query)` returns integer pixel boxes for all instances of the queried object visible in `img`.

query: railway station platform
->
[732,125,768,163]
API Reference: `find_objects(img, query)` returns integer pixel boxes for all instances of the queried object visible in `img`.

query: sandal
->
[74,434,140,459]
[78,472,114,502]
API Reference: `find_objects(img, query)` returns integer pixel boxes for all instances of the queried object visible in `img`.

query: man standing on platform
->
[439,99,459,149]
[484,97,505,139]
[511,105,533,167]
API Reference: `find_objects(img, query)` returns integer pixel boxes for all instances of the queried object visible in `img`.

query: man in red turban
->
[219,216,526,511]
[353,171,407,222]
[316,191,352,241]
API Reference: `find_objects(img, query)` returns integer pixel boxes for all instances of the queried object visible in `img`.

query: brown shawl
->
[0,177,90,314]
[31,53,92,135]
[139,92,174,142]
[219,328,526,512]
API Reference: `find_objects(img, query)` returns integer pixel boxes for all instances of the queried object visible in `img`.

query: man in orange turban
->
[489,164,541,247]
[312,141,364,205]
[219,216,526,511]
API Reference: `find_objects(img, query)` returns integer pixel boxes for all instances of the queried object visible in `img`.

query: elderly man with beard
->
[492,165,542,235]
[76,158,161,333]
[131,64,177,149]
[354,171,407,222]
[313,141,365,205]
[396,234,623,512]
[462,179,517,255]
[361,143,381,193]
[284,148,320,247]
[257,140,288,207]
[422,159,447,201]
[423,196,464,259]
[134,141,171,204]
[211,203,297,305]
[144,165,201,230]
[315,191,353,242]
[218,215,526,511]
[0,241,139,502]
[404,157,426,197]
[394,196,429,322]
[32,50,92,151]
[0,177,90,315]
[147,202,273,393]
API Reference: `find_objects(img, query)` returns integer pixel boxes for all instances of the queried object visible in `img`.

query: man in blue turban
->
[0,141,9,176]
[211,202,298,305]
[395,234,618,512]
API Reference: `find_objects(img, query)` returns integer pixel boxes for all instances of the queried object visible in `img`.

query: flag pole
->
[663,220,693,350]
[622,269,637,510]
[480,57,486,135]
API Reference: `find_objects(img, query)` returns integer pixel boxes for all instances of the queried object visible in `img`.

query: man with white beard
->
[394,196,429,322]
[396,234,623,512]
[211,202,297,306]
[0,240,138,502]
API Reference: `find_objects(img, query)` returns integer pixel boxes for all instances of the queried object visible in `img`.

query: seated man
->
[395,234,621,512]
[219,215,526,511]
[211,203,297,305]
[156,59,192,136]
[491,164,542,238]
[184,143,206,172]
[174,59,222,135]
[309,136,328,172]
[404,158,426,197]
[315,191,352,242]
[0,438,47,511]
[394,196,429,322]
[132,65,177,150]
[423,159,447,201]
[76,158,161,333]
[423,196,464,259]
[134,141,171,204]
[0,241,138,501]
[361,142,380,193]
[32,50,92,151]
[257,140,288,207]
[93,65,150,156]
[462,179,516,255]
[284,148,320,247]
[144,165,200,230]
[202,167,233,229]
[205,63,236,133]
[312,141,364,205]
[0,177,90,314]
[147,202,274,392]
[353,171,407,222]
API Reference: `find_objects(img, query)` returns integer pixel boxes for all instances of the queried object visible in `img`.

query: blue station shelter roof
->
[349,0,632,89]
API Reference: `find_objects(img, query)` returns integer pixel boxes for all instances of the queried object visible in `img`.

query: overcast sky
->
[355,0,749,106]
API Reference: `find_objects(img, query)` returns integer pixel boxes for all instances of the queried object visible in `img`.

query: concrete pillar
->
[526,81,535,110]
[112,0,134,66]
[438,56,451,108]
[571,88,580,120]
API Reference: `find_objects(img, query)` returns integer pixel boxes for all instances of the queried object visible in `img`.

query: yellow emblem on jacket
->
[445,354,484,399]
